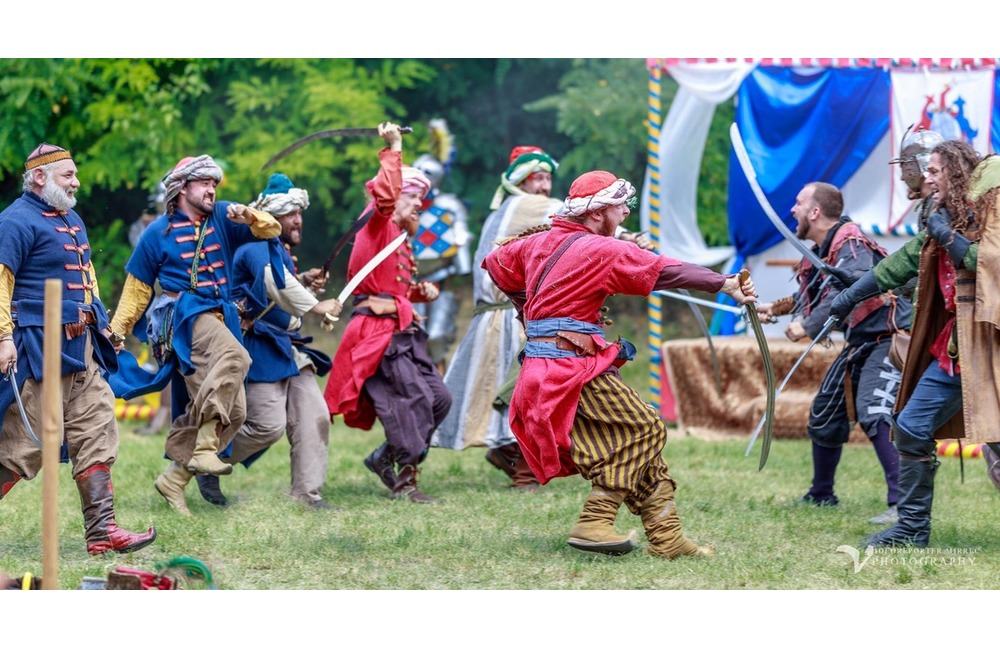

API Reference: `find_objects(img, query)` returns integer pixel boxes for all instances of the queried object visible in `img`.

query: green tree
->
[0,58,735,300]
[0,58,436,297]
[524,58,732,246]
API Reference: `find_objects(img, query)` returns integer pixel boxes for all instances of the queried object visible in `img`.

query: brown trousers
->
[569,372,675,514]
[164,314,251,465]
[0,335,118,480]
[227,370,330,503]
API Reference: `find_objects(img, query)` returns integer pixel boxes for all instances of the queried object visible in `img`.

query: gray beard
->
[40,179,77,212]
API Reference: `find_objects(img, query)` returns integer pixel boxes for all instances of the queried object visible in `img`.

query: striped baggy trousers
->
[569,372,676,514]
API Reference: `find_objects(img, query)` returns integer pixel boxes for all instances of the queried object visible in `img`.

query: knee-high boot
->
[864,427,937,548]
[567,485,638,555]
[0,463,20,498]
[76,464,156,555]
[187,420,234,476]
[154,461,194,516]
[640,479,713,559]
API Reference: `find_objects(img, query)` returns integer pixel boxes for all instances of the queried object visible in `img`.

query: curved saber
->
[321,231,408,331]
[745,315,838,458]
[729,123,831,274]
[262,126,413,171]
[5,367,41,448]
[739,269,775,471]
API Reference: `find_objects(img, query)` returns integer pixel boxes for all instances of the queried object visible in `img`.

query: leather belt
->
[529,333,599,356]
[11,306,97,340]
[65,309,97,339]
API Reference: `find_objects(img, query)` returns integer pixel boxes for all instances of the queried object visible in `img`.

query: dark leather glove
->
[925,209,953,245]
[826,265,866,291]
[926,209,973,266]
[829,269,880,322]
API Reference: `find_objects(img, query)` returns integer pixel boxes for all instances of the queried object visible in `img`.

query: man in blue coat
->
[109,155,282,515]
[195,173,342,509]
[0,143,155,554]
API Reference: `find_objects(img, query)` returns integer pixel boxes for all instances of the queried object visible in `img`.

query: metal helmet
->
[889,125,945,193]
[412,154,445,189]
[147,181,167,214]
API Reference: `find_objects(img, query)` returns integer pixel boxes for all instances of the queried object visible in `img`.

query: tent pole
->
[42,279,62,590]
[645,62,664,413]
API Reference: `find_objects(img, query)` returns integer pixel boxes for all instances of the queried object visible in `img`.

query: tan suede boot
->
[640,480,713,559]
[154,461,194,516]
[567,485,638,555]
[186,420,233,476]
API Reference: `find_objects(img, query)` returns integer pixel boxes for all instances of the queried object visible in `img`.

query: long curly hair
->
[932,140,980,230]
[975,186,1000,231]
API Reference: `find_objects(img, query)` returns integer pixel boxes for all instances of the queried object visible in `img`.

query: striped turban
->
[364,164,432,206]
[489,146,559,210]
[561,170,635,218]
[162,154,224,206]
[249,172,310,217]
[401,165,432,198]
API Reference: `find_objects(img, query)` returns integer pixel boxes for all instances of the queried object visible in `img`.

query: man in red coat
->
[483,170,757,559]
[324,122,449,503]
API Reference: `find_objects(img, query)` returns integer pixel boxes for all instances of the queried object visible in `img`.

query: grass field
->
[3,294,996,645]
[3,417,997,591]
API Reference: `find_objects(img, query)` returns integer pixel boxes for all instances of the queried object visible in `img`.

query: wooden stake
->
[41,279,63,590]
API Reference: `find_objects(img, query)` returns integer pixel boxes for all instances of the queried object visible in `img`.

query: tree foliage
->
[0,58,435,297]
[0,58,733,300]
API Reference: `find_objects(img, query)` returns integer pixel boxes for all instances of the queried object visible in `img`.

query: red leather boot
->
[76,464,157,555]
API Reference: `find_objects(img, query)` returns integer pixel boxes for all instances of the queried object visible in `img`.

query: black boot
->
[796,442,841,506]
[196,474,229,507]
[364,443,397,491]
[865,427,937,548]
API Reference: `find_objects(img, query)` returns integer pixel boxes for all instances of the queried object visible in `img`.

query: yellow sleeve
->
[87,260,99,304]
[109,274,154,337]
[246,208,281,239]
[0,264,14,336]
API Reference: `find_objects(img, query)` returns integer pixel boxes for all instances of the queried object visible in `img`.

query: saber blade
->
[322,231,408,331]
[337,232,408,305]
[262,126,413,171]
[744,315,838,457]
[655,290,743,315]
[6,367,41,448]
[729,123,830,274]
